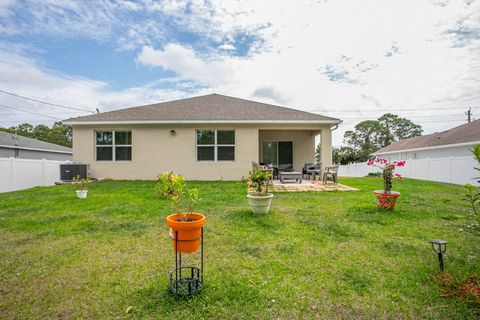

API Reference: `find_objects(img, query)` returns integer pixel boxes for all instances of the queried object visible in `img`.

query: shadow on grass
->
[297,218,364,242]
[128,274,266,318]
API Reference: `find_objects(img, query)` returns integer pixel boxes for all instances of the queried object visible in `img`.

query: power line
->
[339,116,463,121]
[309,106,467,113]
[340,118,464,123]
[0,103,62,120]
[0,89,95,113]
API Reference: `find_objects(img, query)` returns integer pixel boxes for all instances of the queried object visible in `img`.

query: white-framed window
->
[95,130,132,161]
[196,130,235,161]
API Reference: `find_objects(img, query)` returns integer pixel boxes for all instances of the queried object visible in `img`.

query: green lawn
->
[0,178,479,319]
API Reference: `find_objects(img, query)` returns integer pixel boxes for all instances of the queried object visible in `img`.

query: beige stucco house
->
[63,94,341,180]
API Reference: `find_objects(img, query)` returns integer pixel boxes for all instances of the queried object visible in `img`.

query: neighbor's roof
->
[374,119,480,154]
[0,131,72,154]
[63,94,341,125]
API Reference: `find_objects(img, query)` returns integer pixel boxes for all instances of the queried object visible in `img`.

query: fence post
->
[41,159,46,185]
[426,158,430,181]
[449,156,453,183]
[9,157,15,191]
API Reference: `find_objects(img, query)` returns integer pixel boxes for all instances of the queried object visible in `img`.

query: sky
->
[0,0,479,146]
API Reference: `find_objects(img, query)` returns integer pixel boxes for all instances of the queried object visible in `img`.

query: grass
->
[0,177,479,319]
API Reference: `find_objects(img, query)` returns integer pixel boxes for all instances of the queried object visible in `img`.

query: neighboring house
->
[63,94,342,180]
[0,131,72,161]
[373,119,480,160]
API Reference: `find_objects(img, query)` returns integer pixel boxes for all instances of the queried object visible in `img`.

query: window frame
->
[94,130,132,162]
[196,129,235,162]
[261,140,294,168]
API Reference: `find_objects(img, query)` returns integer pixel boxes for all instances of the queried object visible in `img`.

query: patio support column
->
[320,127,332,171]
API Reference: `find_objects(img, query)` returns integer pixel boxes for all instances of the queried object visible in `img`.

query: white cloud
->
[218,43,236,51]
[119,0,143,11]
[137,44,234,86]
[252,86,291,105]
[0,0,16,17]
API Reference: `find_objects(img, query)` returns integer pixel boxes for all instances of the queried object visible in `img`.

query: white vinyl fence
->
[0,157,69,193]
[339,156,479,186]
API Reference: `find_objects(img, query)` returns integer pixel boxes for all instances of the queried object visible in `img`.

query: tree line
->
[0,122,72,147]
[333,113,422,164]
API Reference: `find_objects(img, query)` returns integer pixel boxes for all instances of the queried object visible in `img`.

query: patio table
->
[279,171,303,183]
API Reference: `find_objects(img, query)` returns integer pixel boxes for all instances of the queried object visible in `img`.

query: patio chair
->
[322,165,339,184]
[302,163,313,179]
[306,162,321,180]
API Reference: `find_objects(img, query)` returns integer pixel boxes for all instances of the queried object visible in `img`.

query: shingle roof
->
[63,94,341,124]
[0,131,72,154]
[374,119,480,154]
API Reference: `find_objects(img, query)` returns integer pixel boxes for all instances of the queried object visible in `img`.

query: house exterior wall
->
[72,124,332,180]
[376,143,475,161]
[0,147,72,160]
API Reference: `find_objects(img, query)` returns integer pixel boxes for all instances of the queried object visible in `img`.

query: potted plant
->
[73,175,90,199]
[367,158,405,209]
[247,168,273,214]
[165,174,205,253]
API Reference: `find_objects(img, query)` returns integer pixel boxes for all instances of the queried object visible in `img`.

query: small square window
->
[218,146,235,161]
[115,131,131,145]
[96,131,112,145]
[196,130,215,145]
[197,146,215,161]
[115,146,132,161]
[217,130,235,144]
[97,147,113,161]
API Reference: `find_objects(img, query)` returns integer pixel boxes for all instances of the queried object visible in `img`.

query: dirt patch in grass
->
[436,273,480,304]
[457,277,480,303]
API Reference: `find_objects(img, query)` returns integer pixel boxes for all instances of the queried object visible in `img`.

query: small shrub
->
[248,168,272,195]
[160,172,202,222]
[366,172,381,177]
[156,171,175,198]
[72,175,90,190]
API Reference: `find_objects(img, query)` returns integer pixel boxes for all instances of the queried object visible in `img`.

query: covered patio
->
[256,127,337,179]
[258,127,332,173]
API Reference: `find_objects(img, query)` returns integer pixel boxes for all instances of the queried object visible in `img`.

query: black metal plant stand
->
[169,228,204,296]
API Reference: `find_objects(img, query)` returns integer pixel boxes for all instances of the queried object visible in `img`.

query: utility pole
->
[465,107,472,123]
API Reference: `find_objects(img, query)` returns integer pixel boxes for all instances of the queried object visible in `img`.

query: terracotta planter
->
[76,190,88,199]
[166,213,205,253]
[374,190,400,209]
[247,193,273,214]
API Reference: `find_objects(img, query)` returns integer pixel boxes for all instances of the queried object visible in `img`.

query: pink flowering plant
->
[367,158,406,193]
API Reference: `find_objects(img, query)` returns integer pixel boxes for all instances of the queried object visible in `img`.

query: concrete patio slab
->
[272,180,358,192]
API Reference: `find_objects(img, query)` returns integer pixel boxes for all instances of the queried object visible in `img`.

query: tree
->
[341,114,422,162]
[15,123,34,137]
[315,143,321,162]
[343,120,385,161]
[333,146,360,165]
[377,113,422,146]
[49,122,72,147]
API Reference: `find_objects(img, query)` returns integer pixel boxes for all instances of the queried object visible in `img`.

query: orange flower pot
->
[374,190,400,209]
[166,213,206,253]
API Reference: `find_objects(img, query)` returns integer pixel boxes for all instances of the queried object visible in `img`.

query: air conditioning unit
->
[60,164,90,181]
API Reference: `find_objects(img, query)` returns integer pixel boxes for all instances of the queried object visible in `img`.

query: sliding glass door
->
[262,141,293,170]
